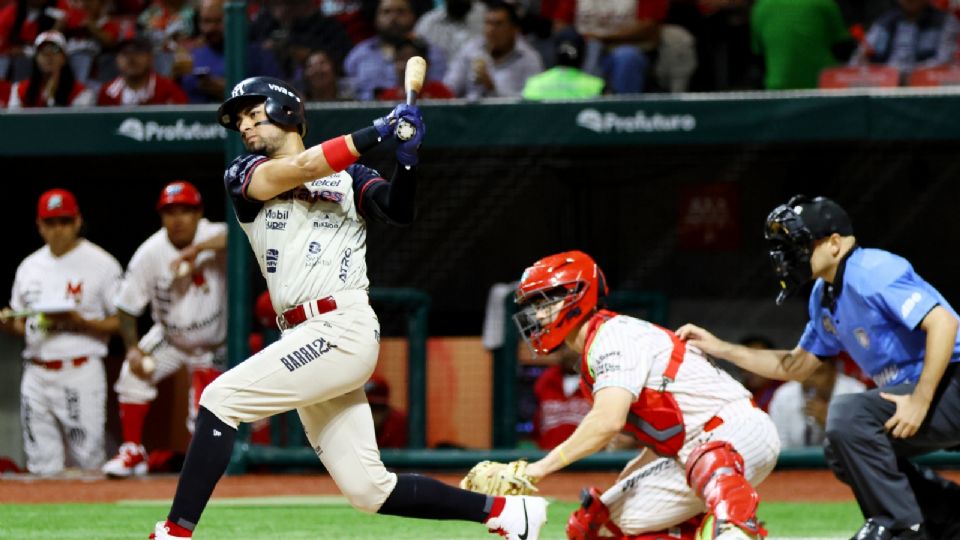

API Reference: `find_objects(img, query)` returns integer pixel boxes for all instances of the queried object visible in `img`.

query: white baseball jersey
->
[114,219,227,351]
[10,239,122,360]
[225,154,386,312]
[585,314,753,457]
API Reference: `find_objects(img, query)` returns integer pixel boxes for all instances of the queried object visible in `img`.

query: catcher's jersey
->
[10,239,122,360]
[114,219,227,351]
[585,314,752,435]
[225,154,385,313]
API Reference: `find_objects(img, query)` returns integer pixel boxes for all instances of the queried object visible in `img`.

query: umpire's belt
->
[278,296,339,331]
[29,357,88,370]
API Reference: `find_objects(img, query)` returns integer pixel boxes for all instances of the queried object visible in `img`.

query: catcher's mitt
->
[459,459,538,496]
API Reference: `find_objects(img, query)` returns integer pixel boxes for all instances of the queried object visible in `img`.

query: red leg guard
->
[685,441,765,537]
[566,487,624,540]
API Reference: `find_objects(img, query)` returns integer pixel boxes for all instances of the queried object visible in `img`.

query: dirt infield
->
[10,469,960,504]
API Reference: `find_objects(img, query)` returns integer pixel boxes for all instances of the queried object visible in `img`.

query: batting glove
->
[394,105,424,167]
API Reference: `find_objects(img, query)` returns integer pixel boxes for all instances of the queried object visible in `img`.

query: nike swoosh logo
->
[518,499,529,540]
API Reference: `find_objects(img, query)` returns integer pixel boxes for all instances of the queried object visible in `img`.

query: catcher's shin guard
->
[685,441,765,538]
[567,487,624,540]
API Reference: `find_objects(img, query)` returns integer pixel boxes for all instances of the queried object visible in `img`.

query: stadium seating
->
[818,66,900,89]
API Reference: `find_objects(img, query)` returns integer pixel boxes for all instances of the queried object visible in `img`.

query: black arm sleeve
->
[350,163,417,226]
[224,154,268,223]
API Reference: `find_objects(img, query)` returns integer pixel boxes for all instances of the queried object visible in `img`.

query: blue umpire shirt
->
[799,247,960,387]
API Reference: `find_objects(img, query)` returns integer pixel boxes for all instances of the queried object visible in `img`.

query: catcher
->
[462,251,780,540]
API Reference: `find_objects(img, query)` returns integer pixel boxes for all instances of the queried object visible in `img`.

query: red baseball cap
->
[255,291,276,328]
[37,188,80,219]
[157,181,202,211]
[364,375,390,405]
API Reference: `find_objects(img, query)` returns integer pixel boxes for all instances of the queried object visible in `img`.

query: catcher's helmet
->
[513,250,608,356]
[765,195,853,305]
[218,76,307,136]
[156,180,202,210]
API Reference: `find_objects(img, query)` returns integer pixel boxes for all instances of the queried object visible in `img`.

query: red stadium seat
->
[818,66,901,89]
[907,65,960,86]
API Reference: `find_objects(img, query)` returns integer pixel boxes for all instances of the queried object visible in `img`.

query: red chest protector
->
[579,310,687,457]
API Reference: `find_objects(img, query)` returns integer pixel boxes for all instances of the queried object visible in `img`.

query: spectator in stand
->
[738,335,784,411]
[646,23,698,92]
[377,35,453,99]
[97,34,187,105]
[751,0,854,89]
[294,47,355,100]
[9,30,94,107]
[61,0,123,55]
[413,0,486,63]
[181,0,283,103]
[0,0,68,54]
[547,0,670,94]
[344,0,446,100]
[531,349,591,450]
[364,375,408,449]
[138,0,194,47]
[249,0,353,78]
[0,79,10,106]
[320,0,374,44]
[523,27,603,99]
[768,359,867,449]
[848,0,959,78]
[444,0,542,98]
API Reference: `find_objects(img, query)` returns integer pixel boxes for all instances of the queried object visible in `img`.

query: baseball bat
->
[396,55,427,141]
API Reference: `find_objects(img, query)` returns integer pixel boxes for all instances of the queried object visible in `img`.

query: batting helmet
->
[218,76,307,136]
[513,251,608,356]
[157,181,202,210]
[765,195,853,305]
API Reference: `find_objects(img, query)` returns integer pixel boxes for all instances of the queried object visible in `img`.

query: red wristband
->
[321,136,357,172]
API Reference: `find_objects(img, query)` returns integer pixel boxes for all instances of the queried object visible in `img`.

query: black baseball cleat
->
[850,519,929,540]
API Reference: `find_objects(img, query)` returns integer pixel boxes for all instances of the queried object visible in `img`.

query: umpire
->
[677,195,960,540]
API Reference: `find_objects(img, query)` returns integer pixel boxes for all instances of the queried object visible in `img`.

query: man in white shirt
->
[1,189,121,475]
[102,181,228,478]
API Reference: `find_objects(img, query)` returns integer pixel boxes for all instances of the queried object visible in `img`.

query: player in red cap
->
[102,181,230,478]
[1,189,122,475]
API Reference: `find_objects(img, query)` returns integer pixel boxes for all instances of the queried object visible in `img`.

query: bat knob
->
[396,118,417,141]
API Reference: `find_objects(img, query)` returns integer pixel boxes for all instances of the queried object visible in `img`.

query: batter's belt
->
[277,290,369,331]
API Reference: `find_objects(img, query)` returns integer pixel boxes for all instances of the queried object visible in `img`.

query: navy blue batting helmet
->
[218,76,307,136]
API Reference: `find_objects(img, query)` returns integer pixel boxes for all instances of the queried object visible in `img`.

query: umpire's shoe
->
[851,519,929,540]
[485,495,548,540]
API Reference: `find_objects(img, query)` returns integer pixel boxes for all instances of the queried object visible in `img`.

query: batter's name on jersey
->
[279,187,345,204]
[265,208,289,231]
[339,248,352,282]
[279,338,337,372]
[266,249,279,273]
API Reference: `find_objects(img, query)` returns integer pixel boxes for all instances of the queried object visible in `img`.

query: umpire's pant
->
[824,365,960,535]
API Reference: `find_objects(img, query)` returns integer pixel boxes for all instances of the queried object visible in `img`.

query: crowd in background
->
[3,0,960,108]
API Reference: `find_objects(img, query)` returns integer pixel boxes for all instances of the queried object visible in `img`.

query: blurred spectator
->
[0,0,68,54]
[319,0,374,44]
[666,0,756,91]
[836,0,899,30]
[138,0,194,47]
[751,0,854,89]
[181,0,283,103]
[549,0,670,94]
[249,290,278,355]
[294,47,355,100]
[364,375,408,448]
[647,23,698,92]
[848,0,959,77]
[0,79,11,105]
[377,35,453,99]
[249,0,353,78]
[413,0,485,62]
[1,189,122,475]
[444,0,542,98]
[343,0,446,100]
[97,34,187,105]
[9,30,94,107]
[531,348,591,450]
[767,359,866,449]
[522,26,603,99]
[61,0,123,54]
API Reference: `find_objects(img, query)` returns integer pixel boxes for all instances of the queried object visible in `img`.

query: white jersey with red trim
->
[585,315,752,447]
[114,219,227,351]
[225,155,386,313]
[10,239,122,360]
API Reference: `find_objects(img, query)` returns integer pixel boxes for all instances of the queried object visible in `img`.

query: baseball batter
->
[103,181,227,478]
[1,189,122,475]
[680,196,960,540]
[513,251,779,540]
[150,76,547,540]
